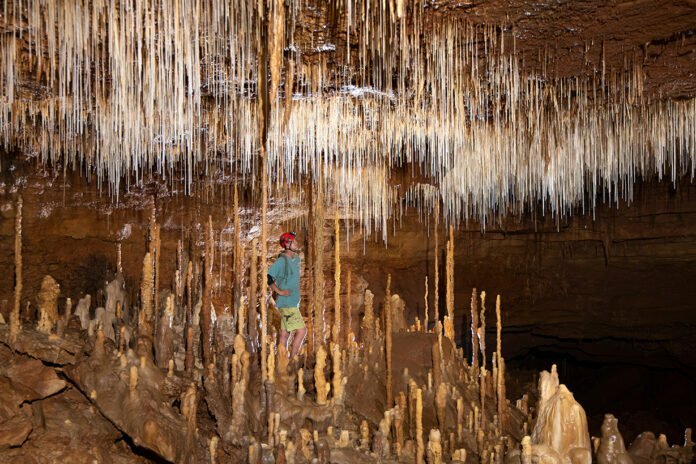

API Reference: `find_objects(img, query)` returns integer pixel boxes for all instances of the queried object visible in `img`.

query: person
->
[267,231,306,358]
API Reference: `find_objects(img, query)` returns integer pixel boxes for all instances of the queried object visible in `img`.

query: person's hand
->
[277,289,290,296]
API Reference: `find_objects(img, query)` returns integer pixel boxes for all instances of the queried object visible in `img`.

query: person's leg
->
[279,329,290,350]
[290,326,307,358]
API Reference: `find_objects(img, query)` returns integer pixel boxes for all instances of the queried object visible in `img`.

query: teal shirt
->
[268,253,301,308]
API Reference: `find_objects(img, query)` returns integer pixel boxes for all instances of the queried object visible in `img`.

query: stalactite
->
[385,273,393,409]
[9,196,22,344]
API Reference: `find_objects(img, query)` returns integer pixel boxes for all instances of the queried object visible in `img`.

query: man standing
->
[267,231,306,358]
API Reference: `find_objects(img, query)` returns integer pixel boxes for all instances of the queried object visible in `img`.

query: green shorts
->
[278,307,305,332]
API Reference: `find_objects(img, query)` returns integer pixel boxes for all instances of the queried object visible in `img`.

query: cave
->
[0,1,694,463]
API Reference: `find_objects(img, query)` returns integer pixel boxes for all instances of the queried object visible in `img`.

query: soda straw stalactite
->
[201,216,214,369]
[9,196,22,344]
[332,210,341,345]
[385,273,393,409]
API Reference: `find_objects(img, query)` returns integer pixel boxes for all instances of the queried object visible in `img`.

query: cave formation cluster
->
[1,0,695,462]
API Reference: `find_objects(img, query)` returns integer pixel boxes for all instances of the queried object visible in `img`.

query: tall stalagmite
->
[332,210,341,344]
[9,196,22,344]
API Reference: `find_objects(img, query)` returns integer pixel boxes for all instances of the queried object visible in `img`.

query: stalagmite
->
[496,295,506,428]
[297,367,305,401]
[432,338,442,389]
[129,365,138,395]
[201,218,215,369]
[261,146,269,380]
[36,275,60,335]
[345,268,352,346]
[444,225,455,342]
[117,243,123,275]
[315,345,329,405]
[427,429,443,464]
[435,383,448,432]
[395,392,407,452]
[385,273,393,408]
[156,294,175,368]
[416,388,424,464]
[332,210,341,344]
[209,436,218,464]
[434,202,439,329]
[313,171,325,349]
[268,341,276,384]
[424,276,429,332]
[237,297,245,339]
[597,414,632,464]
[140,253,154,335]
[457,398,464,442]
[153,225,161,329]
[249,238,259,349]
[331,343,344,405]
[532,366,592,464]
[471,288,479,376]
[362,289,374,342]
[360,420,370,451]
[8,198,23,342]
[233,185,242,323]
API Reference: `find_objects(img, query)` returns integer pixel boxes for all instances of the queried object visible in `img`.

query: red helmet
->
[279,231,296,249]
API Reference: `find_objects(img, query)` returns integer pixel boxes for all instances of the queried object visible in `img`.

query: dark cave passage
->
[506,346,695,446]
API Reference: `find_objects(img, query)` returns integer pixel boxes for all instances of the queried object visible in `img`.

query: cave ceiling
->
[0,0,694,231]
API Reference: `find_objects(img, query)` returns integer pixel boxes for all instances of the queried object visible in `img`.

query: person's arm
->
[268,278,290,296]
[267,272,290,296]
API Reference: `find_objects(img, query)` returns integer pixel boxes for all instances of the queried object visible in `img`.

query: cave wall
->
[345,177,696,370]
[3,156,695,371]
